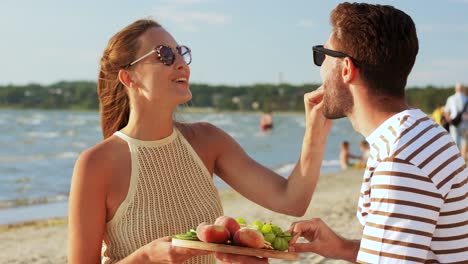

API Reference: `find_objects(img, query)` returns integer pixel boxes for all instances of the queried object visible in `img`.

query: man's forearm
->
[339,239,360,263]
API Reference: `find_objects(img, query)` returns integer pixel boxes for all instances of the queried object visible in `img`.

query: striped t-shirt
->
[356,109,468,263]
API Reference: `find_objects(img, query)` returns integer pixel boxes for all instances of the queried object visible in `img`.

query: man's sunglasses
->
[127,45,192,67]
[312,45,360,67]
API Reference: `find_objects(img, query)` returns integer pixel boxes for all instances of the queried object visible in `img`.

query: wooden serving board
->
[172,238,299,260]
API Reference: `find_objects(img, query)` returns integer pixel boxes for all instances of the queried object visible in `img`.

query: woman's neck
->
[121,107,174,140]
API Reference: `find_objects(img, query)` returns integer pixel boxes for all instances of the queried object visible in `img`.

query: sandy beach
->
[0,169,364,264]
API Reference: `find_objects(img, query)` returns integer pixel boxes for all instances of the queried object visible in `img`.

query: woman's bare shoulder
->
[73,136,129,183]
[176,121,227,142]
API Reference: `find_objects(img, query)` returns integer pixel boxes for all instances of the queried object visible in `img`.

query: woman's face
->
[130,27,192,108]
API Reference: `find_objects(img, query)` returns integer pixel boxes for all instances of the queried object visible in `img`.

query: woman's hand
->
[303,86,332,147]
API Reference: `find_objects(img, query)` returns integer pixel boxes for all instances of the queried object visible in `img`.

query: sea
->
[0,109,364,224]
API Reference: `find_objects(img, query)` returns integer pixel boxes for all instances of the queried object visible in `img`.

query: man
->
[289,2,467,263]
[445,83,468,160]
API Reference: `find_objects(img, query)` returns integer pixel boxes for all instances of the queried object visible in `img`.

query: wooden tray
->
[172,238,299,260]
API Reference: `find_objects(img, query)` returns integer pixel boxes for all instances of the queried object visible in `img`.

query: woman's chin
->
[176,92,193,105]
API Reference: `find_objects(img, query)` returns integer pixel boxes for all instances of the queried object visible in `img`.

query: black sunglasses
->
[312,45,360,67]
[127,45,192,67]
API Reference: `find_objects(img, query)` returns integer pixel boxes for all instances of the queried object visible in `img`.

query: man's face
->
[320,37,354,119]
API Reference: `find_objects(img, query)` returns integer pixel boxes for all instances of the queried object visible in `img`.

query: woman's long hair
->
[97,19,161,139]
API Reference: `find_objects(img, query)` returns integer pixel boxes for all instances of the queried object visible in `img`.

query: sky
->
[1,0,467,88]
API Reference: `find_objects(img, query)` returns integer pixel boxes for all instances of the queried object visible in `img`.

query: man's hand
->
[288,218,359,261]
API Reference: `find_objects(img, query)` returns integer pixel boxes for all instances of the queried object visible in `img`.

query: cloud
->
[297,19,316,29]
[152,2,230,32]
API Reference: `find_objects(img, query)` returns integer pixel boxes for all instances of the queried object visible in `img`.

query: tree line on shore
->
[0,81,453,113]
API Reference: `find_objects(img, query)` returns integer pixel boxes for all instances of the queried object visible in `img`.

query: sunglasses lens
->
[178,46,192,65]
[313,50,325,66]
[158,46,175,65]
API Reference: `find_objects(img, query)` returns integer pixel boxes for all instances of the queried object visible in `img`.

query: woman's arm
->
[213,88,331,216]
[68,147,111,263]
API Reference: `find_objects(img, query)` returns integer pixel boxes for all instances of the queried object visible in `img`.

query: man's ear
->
[118,69,137,90]
[342,57,357,84]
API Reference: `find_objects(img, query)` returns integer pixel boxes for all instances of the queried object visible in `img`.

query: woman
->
[68,19,331,263]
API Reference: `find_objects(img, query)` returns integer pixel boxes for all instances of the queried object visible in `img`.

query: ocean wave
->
[322,159,341,166]
[27,131,60,139]
[72,142,88,148]
[65,118,87,126]
[0,151,79,162]
[55,152,79,159]
[0,154,47,162]
[16,114,46,126]
[14,176,32,183]
[0,194,68,209]
[199,114,236,127]
[64,129,75,136]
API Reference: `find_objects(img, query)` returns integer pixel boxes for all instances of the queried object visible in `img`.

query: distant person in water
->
[339,141,361,170]
[260,110,274,131]
[358,140,370,166]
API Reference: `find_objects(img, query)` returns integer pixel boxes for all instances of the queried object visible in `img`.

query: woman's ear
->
[118,69,137,90]
[342,57,357,84]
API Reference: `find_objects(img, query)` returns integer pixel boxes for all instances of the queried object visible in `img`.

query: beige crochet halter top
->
[102,127,223,264]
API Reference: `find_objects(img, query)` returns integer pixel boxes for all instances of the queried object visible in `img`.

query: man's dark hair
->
[330,2,418,98]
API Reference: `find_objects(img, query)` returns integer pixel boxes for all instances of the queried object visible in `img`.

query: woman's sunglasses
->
[312,45,360,67]
[127,45,192,67]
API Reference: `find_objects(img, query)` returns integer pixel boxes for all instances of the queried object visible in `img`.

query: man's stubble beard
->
[322,67,354,119]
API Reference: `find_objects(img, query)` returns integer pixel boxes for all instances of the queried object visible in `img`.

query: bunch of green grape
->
[236,218,292,251]
[172,228,198,240]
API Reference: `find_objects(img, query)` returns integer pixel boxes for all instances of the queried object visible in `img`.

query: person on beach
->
[338,141,361,170]
[431,103,450,131]
[357,140,370,166]
[288,2,468,263]
[445,83,468,160]
[68,19,331,263]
